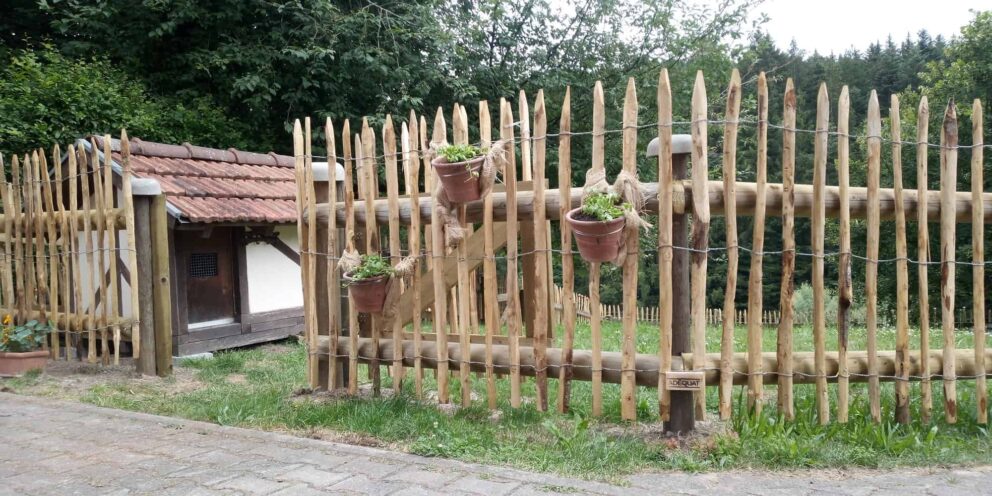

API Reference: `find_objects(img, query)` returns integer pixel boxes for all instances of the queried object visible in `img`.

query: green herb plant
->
[437,144,484,163]
[346,254,394,282]
[579,192,629,222]
[0,318,54,353]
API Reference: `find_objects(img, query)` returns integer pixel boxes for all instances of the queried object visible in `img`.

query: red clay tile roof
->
[99,137,298,224]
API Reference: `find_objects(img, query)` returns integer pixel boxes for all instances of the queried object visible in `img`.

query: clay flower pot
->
[431,155,485,203]
[0,350,49,377]
[345,273,390,313]
[565,208,626,263]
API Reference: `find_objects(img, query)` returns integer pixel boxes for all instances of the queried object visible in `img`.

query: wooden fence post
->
[665,133,693,433]
[131,177,160,376]
[151,191,173,377]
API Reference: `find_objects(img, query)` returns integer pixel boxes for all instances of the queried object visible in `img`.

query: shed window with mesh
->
[189,252,219,278]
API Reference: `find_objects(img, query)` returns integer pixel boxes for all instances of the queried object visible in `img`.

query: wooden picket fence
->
[0,135,141,365]
[295,69,991,427]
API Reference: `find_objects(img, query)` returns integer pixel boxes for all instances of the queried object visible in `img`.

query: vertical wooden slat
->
[88,142,109,363]
[480,101,498,408]
[80,147,96,361]
[306,119,320,387]
[590,82,605,417]
[325,118,340,390]
[892,96,911,424]
[972,99,987,425]
[747,72,768,414]
[361,119,381,395]
[11,155,23,322]
[690,71,710,421]
[68,148,82,347]
[866,91,882,423]
[383,116,404,393]
[430,108,450,404]
[837,86,852,423]
[41,149,59,358]
[54,144,72,358]
[452,104,473,407]
[620,78,639,421]
[532,91,550,412]
[777,78,797,420]
[344,122,360,395]
[719,69,741,420]
[120,132,140,360]
[500,98,522,408]
[0,155,11,320]
[812,83,829,423]
[940,101,959,423]
[23,153,36,327]
[403,112,423,397]
[557,89,575,413]
[916,97,933,423]
[31,152,47,334]
[100,136,121,365]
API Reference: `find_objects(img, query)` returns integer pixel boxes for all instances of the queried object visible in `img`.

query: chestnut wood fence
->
[295,69,991,427]
[0,135,141,366]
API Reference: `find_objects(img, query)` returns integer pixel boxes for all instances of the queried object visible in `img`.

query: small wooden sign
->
[665,371,705,391]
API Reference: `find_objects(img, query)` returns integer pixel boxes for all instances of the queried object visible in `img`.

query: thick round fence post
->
[651,134,694,433]
[132,178,160,376]
[151,190,173,377]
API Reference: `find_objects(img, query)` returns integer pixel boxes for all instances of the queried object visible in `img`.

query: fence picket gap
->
[746,72,768,415]
[777,78,797,420]
[837,86,852,423]
[916,97,933,423]
[940,100,959,423]
[891,96,911,425]
[690,71,710,421]
[812,84,829,424]
[866,91,882,423]
[720,69,741,420]
[972,99,986,425]
[557,88,575,413]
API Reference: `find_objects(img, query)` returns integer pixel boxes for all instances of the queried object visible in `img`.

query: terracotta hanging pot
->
[0,350,49,377]
[431,155,485,203]
[565,208,626,263]
[345,274,390,313]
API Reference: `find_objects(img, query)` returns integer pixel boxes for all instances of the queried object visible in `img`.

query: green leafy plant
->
[579,192,629,222]
[0,317,53,353]
[437,144,485,163]
[346,254,393,282]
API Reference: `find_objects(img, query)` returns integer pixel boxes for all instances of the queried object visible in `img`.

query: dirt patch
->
[0,357,203,400]
[227,374,248,385]
[597,418,733,450]
[288,426,401,450]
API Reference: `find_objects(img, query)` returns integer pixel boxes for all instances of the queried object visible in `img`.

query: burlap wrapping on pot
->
[428,140,508,248]
[339,249,417,324]
[581,168,651,267]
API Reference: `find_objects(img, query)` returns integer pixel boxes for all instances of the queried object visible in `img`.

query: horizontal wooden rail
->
[313,180,992,226]
[0,208,127,232]
[319,336,992,387]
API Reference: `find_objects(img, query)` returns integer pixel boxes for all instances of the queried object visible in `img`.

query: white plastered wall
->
[245,226,303,313]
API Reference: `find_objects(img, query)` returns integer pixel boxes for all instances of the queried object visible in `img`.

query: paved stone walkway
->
[1,393,990,495]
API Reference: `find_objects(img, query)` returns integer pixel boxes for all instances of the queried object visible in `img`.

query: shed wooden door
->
[177,228,238,327]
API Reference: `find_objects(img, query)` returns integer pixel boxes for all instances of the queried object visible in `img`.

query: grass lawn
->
[4,320,992,481]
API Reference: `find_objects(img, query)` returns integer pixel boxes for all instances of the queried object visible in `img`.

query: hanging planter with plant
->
[343,254,394,313]
[565,192,632,263]
[431,144,488,203]
[0,317,53,377]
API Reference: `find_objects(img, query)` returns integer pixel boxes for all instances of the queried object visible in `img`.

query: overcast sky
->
[756,0,979,54]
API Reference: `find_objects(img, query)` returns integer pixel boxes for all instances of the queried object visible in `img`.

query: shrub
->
[0,47,248,158]
[437,144,484,163]
[346,254,393,281]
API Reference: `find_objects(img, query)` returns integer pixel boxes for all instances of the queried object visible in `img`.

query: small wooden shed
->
[72,137,329,355]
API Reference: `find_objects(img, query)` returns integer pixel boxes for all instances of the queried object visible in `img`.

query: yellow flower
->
[2,314,10,325]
